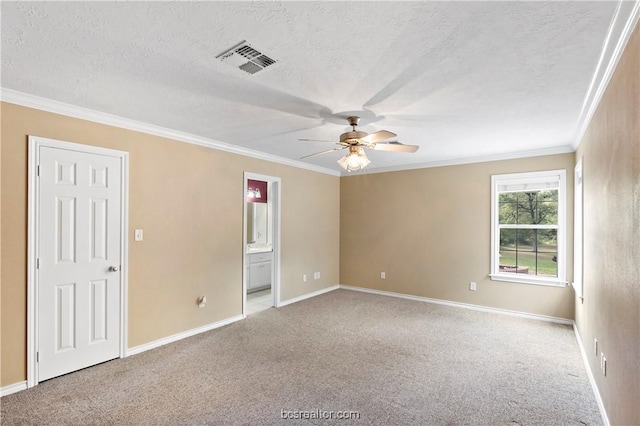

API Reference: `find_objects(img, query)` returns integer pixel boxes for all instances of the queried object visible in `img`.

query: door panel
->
[55,282,76,352]
[38,146,122,382]
[56,196,77,263]
[90,198,108,260]
[90,279,108,343]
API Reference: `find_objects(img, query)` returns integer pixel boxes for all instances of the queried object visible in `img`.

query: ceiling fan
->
[299,116,419,172]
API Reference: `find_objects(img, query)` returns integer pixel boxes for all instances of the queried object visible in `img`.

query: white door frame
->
[27,135,129,388]
[242,172,281,315]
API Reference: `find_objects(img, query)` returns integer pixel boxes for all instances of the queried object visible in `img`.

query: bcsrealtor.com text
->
[281,409,361,420]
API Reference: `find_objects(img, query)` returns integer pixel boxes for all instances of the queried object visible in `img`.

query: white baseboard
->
[573,324,610,426]
[339,285,573,325]
[8,286,339,390]
[126,314,245,356]
[278,285,340,307]
[340,285,610,422]
[1,380,27,397]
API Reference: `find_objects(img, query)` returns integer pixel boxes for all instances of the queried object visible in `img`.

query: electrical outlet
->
[198,296,206,308]
[303,274,307,282]
[380,272,386,279]
[313,272,320,280]
[594,338,598,356]
[600,352,602,369]
[470,282,477,291]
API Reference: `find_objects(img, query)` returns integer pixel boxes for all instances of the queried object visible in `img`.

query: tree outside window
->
[498,190,558,277]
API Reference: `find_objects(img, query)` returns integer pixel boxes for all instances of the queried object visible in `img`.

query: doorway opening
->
[242,173,281,315]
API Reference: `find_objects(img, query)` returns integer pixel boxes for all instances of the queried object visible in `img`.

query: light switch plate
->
[134,229,143,241]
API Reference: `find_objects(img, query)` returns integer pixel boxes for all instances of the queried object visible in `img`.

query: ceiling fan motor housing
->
[340,131,368,143]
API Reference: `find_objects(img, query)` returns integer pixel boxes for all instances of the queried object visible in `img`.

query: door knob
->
[109,266,120,272]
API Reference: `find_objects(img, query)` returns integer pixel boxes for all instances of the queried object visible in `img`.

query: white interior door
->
[37,146,122,381]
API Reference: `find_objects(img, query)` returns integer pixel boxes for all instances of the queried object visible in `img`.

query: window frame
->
[572,158,583,298]
[490,169,567,287]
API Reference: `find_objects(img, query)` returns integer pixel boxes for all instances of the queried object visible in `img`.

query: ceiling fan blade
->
[300,147,348,159]
[360,130,397,143]
[373,142,419,153]
[298,138,343,143]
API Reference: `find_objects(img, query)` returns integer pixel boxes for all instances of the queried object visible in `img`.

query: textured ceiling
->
[1,1,619,173]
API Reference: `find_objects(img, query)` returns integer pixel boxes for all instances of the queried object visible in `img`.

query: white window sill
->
[489,274,567,287]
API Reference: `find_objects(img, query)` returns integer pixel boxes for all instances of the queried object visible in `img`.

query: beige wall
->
[2,28,637,423]
[0,98,2,390]
[575,24,639,426]
[341,154,574,319]
[0,103,340,387]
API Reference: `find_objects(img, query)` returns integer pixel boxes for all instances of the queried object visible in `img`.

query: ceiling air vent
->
[217,40,277,75]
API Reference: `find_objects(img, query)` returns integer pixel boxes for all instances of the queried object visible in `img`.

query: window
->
[490,170,566,286]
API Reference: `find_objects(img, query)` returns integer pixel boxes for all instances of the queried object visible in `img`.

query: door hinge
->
[36,258,40,269]
[36,352,39,363]
[37,165,40,177]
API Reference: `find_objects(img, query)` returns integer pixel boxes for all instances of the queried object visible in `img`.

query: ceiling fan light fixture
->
[337,147,370,172]
[300,116,418,171]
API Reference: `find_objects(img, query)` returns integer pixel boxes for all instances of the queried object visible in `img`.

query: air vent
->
[239,62,262,75]
[217,40,277,75]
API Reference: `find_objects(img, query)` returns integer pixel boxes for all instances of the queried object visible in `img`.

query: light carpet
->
[1,289,601,425]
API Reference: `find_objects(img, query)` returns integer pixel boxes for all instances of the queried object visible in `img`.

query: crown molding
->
[342,145,575,176]
[2,3,637,177]
[572,0,640,150]
[0,88,341,177]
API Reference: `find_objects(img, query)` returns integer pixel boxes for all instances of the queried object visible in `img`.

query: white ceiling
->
[1,2,622,173]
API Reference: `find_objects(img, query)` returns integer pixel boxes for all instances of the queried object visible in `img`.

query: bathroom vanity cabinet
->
[247,252,273,292]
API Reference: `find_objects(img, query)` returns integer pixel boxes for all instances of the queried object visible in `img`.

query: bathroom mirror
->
[246,202,269,245]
